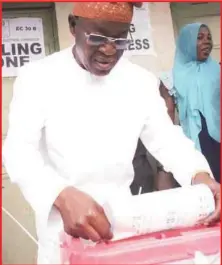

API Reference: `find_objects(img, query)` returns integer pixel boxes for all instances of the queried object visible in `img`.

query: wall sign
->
[124,3,155,57]
[2,17,46,77]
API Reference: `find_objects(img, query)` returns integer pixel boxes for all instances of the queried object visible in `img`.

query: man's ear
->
[68,14,76,36]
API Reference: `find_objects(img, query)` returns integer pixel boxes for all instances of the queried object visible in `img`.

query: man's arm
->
[140,73,220,223]
[3,65,112,241]
[3,66,69,232]
[140,75,213,185]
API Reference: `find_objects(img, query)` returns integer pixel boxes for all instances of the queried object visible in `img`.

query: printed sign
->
[2,17,46,77]
[125,3,155,56]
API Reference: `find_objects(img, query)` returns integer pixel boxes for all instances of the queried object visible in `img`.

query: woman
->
[173,23,220,183]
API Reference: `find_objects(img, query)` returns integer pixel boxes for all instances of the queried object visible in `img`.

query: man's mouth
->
[93,58,115,71]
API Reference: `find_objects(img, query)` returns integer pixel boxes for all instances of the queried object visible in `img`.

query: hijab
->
[173,23,220,151]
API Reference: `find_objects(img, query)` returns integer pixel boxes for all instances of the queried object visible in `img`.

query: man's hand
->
[54,187,113,242]
[192,172,220,225]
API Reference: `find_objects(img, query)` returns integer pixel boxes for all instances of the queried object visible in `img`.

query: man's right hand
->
[54,187,113,242]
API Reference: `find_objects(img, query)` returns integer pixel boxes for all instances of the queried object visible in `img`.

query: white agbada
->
[3,47,213,264]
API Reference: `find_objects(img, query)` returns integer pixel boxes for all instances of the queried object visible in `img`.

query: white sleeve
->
[140,74,213,186]
[3,66,68,229]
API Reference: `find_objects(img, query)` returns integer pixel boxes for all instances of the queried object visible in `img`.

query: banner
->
[2,17,46,77]
[125,3,155,57]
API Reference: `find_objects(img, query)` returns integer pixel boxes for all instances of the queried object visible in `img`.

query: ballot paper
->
[103,184,215,241]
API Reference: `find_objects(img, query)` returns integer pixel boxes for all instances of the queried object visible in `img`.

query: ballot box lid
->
[60,224,220,264]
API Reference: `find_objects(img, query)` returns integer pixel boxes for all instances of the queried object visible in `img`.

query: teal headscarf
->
[173,23,220,151]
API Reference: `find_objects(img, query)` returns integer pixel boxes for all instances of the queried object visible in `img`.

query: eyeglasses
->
[84,33,132,50]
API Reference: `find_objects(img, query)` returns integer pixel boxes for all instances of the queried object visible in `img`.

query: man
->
[3,2,220,264]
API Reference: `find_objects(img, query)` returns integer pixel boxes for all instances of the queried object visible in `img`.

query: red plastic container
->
[60,224,220,264]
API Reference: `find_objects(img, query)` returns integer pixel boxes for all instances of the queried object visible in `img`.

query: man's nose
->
[98,42,117,56]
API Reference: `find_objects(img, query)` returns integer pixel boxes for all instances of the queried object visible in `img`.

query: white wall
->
[130,3,176,73]
[55,2,176,74]
[171,2,220,62]
[55,2,73,50]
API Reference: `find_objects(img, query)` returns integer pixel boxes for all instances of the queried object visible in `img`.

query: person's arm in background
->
[141,73,220,224]
[159,80,175,123]
[154,162,179,191]
[154,80,178,191]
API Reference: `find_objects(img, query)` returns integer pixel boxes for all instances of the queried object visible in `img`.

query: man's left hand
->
[192,172,220,225]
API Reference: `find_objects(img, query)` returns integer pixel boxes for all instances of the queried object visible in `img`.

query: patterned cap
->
[73,2,138,23]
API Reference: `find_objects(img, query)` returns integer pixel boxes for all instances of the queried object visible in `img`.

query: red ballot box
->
[60,224,220,264]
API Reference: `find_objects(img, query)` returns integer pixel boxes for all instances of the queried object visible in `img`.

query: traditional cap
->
[73,2,142,23]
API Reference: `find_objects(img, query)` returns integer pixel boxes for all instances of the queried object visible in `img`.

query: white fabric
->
[3,47,213,264]
[159,71,174,91]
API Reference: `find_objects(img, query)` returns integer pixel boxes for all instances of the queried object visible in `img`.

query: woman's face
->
[197,25,213,61]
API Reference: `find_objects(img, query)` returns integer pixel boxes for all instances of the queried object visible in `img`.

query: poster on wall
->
[124,3,155,57]
[2,17,46,77]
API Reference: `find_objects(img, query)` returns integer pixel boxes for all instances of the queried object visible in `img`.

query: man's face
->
[73,17,130,76]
